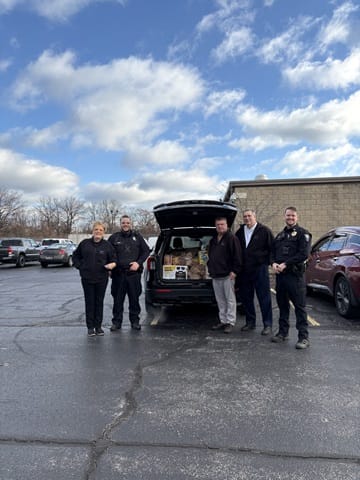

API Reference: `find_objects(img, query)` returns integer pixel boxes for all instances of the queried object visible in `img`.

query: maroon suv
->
[306,226,360,317]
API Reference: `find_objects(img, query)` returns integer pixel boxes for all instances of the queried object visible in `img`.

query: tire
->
[40,262,48,268]
[334,277,355,318]
[16,255,26,268]
[65,256,73,267]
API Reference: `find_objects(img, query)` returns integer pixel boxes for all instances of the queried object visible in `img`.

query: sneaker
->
[240,324,255,331]
[223,324,233,334]
[87,328,96,337]
[271,333,288,343]
[261,326,272,336]
[131,323,141,331]
[211,322,225,331]
[296,338,310,349]
[110,324,121,332]
[95,328,105,336]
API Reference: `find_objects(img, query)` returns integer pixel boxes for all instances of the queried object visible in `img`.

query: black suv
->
[144,199,238,307]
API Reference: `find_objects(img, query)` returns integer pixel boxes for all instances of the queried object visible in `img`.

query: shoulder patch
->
[304,234,311,242]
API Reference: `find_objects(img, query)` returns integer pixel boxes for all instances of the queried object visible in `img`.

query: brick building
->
[223,176,360,241]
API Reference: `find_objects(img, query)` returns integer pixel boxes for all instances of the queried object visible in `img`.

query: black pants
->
[275,272,309,340]
[111,272,142,326]
[81,278,108,329]
[237,264,273,328]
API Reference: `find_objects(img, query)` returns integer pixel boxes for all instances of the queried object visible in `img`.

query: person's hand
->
[129,261,139,271]
[104,262,116,270]
[229,271,236,280]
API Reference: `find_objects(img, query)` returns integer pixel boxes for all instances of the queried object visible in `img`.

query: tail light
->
[59,249,66,255]
[147,255,156,271]
[7,247,13,254]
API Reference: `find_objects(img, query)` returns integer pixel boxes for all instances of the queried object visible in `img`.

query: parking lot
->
[0,263,359,479]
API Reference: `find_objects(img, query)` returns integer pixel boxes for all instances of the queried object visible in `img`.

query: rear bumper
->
[145,285,216,306]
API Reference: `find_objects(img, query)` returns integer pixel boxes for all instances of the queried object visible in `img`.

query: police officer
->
[270,207,311,349]
[108,215,150,331]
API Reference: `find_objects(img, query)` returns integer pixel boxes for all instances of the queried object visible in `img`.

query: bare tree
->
[35,196,85,236]
[0,188,24,232]
[128,208,160,237]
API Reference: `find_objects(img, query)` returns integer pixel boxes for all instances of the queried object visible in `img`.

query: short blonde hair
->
[92,221,106,232]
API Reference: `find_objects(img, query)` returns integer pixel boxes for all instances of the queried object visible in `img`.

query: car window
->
[348,234,360,248]
[1,239,22,246]
[314,237,332,252]
[327,235,347,251]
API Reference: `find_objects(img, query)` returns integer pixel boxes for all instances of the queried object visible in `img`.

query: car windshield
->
[42,239,60,246]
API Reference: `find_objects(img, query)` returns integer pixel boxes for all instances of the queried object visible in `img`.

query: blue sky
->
[1,0,359,208]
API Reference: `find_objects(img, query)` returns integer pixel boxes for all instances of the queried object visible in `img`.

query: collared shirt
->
[245,222,257,247]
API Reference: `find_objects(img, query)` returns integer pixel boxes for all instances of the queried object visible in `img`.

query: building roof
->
[224,176,360,202]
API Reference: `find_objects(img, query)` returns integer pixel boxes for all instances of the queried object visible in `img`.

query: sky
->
[0,0,360,209]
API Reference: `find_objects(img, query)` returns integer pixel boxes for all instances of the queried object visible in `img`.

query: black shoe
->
[110,324,121,332]
[271,333,289,343]
[223,324,233,334]
[241,324,255,331]
[261,326,272,336]
[131,323,141,331]
[95,328,104,336]
[295,338,310,349]
[87,328,96,337]
[212,322,225,331]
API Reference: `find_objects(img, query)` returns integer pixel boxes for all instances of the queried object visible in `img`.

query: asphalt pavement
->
[0,264,359,479]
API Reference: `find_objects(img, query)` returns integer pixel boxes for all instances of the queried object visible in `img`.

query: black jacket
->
[235,223,274,271]
[108,230,150,273]
[207,231,242,278]
[73,238,116,283]
[271,225,311,268]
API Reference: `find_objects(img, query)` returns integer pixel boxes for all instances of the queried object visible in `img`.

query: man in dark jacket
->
[108,215,150,331]
[271,206,311,349]
[208,217,242,334]
[235,209,274,335]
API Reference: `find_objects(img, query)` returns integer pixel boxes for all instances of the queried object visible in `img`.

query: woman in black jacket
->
[73,222,117,336]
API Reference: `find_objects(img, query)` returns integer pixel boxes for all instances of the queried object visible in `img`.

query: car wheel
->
[66,256,73,267]
[16,255,26,268]
[40,262,48,268]
[334,277,355,318]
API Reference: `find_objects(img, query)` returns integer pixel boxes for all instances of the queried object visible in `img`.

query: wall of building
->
[224,177,360,241]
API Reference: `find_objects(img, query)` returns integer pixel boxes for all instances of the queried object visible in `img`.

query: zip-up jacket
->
[207,231,242,278]
[73,238,116,283]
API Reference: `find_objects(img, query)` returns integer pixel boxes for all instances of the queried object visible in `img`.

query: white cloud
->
[257,16,316,65]
[278,144,360,177]
[283,48,360,90]
[83,167,222,207]
[0,0,127,21]
[0,148,79,198]
[233,90,360,148]
[211,27,254,63]
[317,1,358,49]
[205,89,246,117]
[8,50,205,162]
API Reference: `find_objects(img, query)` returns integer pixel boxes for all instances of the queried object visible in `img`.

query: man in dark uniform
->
[108,215,150,331]
[271,206,311,349]
[235,209,274,335]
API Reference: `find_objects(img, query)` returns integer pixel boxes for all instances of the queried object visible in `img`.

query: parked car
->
[144,199,238,307]
[0,237,40,267]
[39,239,77,268]
[305,226,360,317]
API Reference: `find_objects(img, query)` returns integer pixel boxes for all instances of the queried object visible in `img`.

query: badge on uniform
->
[291,231,297,236]
[132,236,137,241]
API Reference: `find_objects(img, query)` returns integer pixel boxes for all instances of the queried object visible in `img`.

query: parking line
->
[270,288,320,327]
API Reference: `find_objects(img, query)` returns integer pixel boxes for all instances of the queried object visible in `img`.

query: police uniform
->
[108,230,150,329]
[271,225,311,341]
